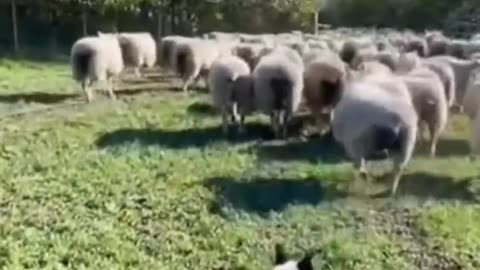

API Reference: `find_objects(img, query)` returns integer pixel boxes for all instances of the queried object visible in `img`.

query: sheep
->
[158,35,187,70]
[399,67,448,157]
[303,50,346,134]
[425,56,480,109]
[357,60,392,76]
[208,55,252,134]
[396,51,421,73]
[404,36,429,57]
[351,51,399,71]
[172,38,224,92]
[232,43,269,70]
[339,40,377,66]
[396,52,456,108]
[446,39,468,59]
[421,60,456,108]
[253,47,304,138]
[426,31,449,56]
[70,33,124,102]
[332,73,418,196]
[111,32,157,78]
[462,71,480,120]
[471,109,480,154]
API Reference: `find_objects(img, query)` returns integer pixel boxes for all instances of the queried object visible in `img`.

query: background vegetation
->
[1,0,479,56]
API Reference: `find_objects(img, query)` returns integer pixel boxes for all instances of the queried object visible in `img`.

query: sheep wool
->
[253,47,304,138]
[400,67,448,157]
[332,76,418,196]
[116,32,157,77]
[173,38,223,92]
[71,33,124,102]
[208,55,252,134]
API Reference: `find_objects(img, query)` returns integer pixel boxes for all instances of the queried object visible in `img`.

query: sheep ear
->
[297,253,315,270]
[274,244,288,265]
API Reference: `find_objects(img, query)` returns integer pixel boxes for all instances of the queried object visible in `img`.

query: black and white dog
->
[272,244,316,270]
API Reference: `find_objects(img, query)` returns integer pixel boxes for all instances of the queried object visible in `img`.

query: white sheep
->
[116,32,157,77]
[158,35,187,70]
[208,55,252,134]
[253,47,304,138]
[70,33,124,102]
[351,50,399,71]
[232,43,269,71]
[303,50,346,133]
[471,109,480,154]
[424,56,480,109]
[172,38,224,92]
[332,73,418,196]
[462,71,480,120]
[397,52,456,108]
[357,60,392,76]
[399,67,448,157]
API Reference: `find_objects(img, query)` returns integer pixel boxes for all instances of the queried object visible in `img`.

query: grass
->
[0,59,479,269]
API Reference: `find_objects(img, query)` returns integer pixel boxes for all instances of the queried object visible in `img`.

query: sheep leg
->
[270,112,280,138]
[203,73,209,89]
[428,123,440,157]
[182,76,194,93]
[281,111,289,138]
[418,121,428,143]
[82,79,93,103]
[390,126,416,196]
[239,115,246,134]
[134,67,142,78]
[353,158,368,182]
[391,164,405,196]
[107,77,117,100]
[351,157,370,194]
[221,108,229,135]
[193,75,202,88]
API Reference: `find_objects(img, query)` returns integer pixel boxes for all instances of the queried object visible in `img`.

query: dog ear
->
[296,253,315,270]
[274,244,288,265]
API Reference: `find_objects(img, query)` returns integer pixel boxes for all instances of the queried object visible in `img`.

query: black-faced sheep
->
[253,47,304,138]
[208,55,252,134]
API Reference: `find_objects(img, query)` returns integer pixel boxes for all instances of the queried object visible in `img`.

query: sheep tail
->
[270,78,291,110]
[372,124,404,152]
[73,50,93,82]
[176,52,188,77]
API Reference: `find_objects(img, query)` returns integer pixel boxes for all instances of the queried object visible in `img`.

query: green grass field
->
[0,59,479,269]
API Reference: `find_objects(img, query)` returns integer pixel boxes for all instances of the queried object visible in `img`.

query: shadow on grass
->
[186,102,217,116]
[416,138,471,157]
[95,123,273,149]
[256,132,346,164]
[204,176,347,215]
[0,92,78,104]
[374,172,479,202]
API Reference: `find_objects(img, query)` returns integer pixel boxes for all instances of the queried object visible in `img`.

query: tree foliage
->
[3,0,480,55]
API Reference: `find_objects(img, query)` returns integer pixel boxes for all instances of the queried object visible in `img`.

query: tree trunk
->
[82,7,88,36]
[11,0,19,53]
[161,8,166,36]
[156,6,163,41]
[314,11,319,35]
[170,2,176,34]
[49,9,59,58]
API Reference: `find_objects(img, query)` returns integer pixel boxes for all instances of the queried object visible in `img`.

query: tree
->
[11,0,19,53]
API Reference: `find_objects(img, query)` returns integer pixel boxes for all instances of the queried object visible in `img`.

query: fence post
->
[82,6,88,36]
[157,6,163,42]
[11,0,19,53]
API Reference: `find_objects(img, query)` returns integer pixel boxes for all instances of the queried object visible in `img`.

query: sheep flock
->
[70,27,480,196]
